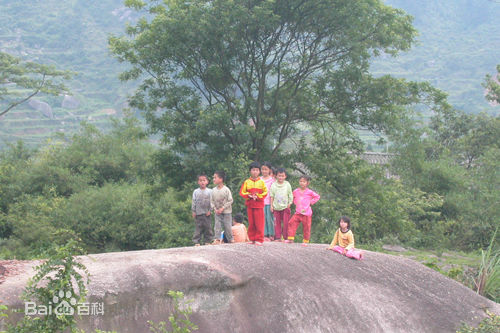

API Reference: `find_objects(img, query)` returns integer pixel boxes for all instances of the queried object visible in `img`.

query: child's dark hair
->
[233,213,245,223]
[214,170,226,182]
[262,161,273,170]
[276,167,287,175]
[338,216,351,231]
[197,173,208,181]
[249,161,261,171]
[300,175,312,182]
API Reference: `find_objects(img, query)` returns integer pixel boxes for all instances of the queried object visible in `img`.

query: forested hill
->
[0,0,132,146]
[374,0,500,113]
[0,0,499,147]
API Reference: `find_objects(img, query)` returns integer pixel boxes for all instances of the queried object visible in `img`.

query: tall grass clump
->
[473,228,499,302]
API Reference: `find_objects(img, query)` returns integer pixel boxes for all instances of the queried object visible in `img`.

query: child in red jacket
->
[239,161,268,245]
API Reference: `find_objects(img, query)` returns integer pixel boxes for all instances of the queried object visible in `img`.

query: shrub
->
[457,311,500,333]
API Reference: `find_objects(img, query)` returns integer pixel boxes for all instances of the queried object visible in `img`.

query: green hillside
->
[0,0,134,147]
[373,0,500,113]
[0,0,499,148]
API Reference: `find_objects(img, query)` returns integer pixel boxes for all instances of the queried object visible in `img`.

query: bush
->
[0,192,71,259]
[54,183,164,253]
[457,311,500,333]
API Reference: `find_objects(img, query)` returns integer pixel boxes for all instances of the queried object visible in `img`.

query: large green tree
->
[110,0,442,171]
[484,64,500,105]
[0,51,72,117]
[390,103,500,249]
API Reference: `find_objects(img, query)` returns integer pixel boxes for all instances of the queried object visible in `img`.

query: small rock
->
[382,244,407,252]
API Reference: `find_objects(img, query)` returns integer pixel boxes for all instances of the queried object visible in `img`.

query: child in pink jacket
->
[285,175,320,246]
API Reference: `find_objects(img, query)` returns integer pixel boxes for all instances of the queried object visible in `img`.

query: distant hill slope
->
[0,0,499,148]
[0,0,133,147]
[373,0,500,114]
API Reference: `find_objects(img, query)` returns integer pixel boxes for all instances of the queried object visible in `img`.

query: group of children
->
[191,162,363,259]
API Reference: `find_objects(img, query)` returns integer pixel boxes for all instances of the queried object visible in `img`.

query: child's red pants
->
[287,214,312,243]
[247,207,265,243]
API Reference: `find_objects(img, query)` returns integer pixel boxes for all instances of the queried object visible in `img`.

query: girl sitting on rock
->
[326,216,363,260]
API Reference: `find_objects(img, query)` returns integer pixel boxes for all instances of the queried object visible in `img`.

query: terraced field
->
[0,101,121,147]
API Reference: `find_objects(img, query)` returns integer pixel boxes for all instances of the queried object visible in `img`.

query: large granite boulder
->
[28,99,53,118]
[0,243,498,333]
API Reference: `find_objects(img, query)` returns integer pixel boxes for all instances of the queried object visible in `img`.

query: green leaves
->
[148,291,198,333]
[22,240,89,333]
[110,0,432,166]
[124,0,146,10]
[0,52,73,116]
[391,101,500,250]
[0,117,168,258]
[483,65,500,105]
[457,311,500,333]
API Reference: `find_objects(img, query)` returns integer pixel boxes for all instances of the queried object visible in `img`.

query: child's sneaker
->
[247,241,255,244]
[255,242,263,246]
[301,243,308,247]
[284,239,293,244]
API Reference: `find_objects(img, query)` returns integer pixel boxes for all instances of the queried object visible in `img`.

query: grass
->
[474,229,499,302]
[382,248,479,274]
[373,243,499,303]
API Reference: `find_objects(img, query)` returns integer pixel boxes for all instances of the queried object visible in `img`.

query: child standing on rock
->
[285,175,320,247]
[211,170,234,244]
[327,216,363,260]
[261,162,276,241]
[270,168,293,241]
[191,174,213,246]
[239,161,268,246]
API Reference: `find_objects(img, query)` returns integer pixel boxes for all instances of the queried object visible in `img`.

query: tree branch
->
[0,73,46,118]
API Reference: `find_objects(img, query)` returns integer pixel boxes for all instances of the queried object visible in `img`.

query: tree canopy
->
[0,51,72,117]
[110,0,444,171]
[484,64,500,105]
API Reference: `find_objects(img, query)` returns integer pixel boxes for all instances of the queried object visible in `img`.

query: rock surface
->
[0,243,498,333]
[28,99,53,118]
[382,244,408,252]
